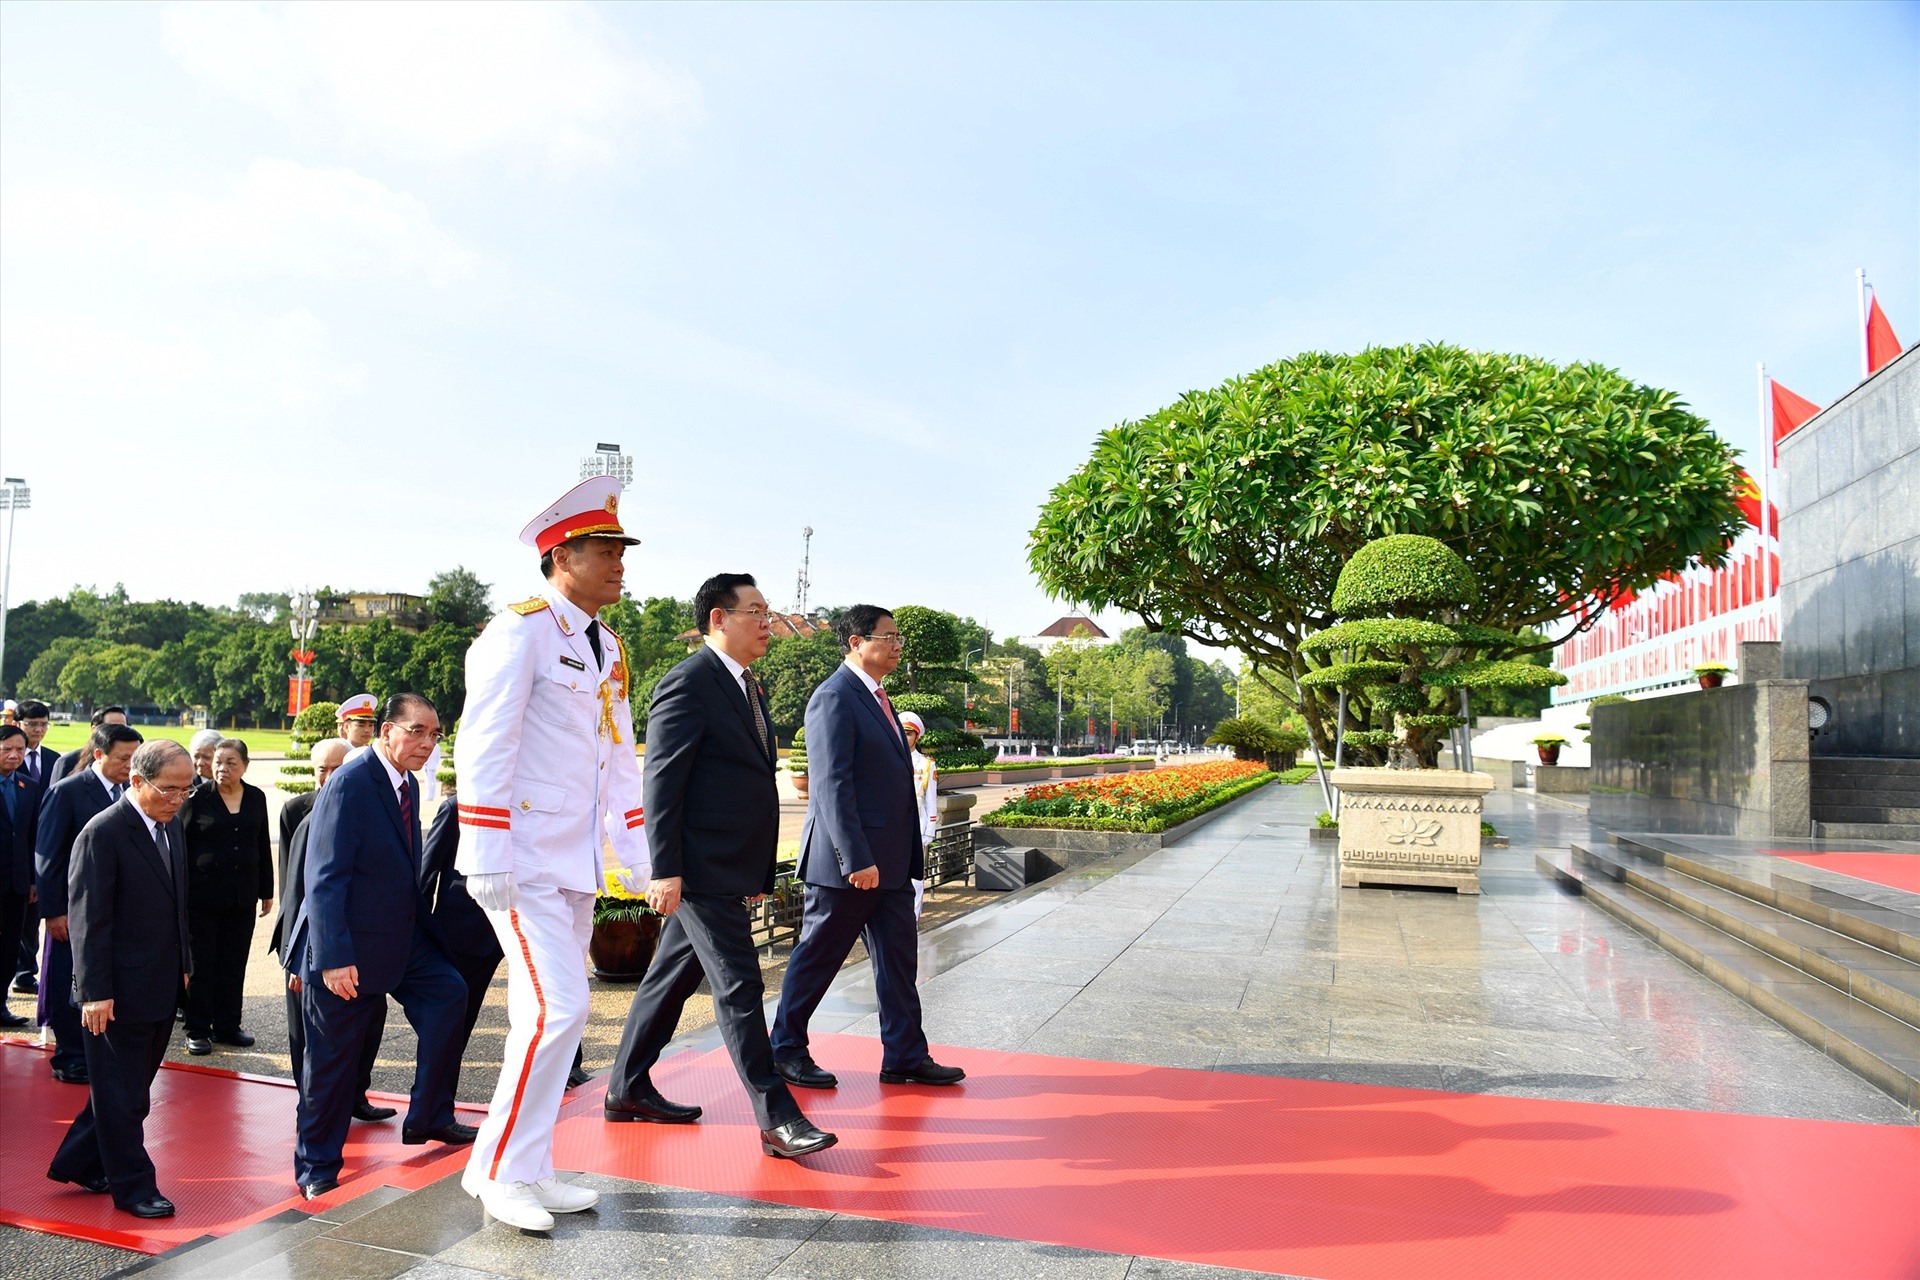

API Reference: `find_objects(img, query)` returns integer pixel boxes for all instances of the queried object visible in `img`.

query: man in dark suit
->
[270,738,390,1120]
[771,605,963,1090]
[11,701,56,999]
[48,707,128,787]
[35,724,143,1084]
[46,739,193,1219]
[0,725,42,1027]
[288,694,468,1198]
[605,573,835,1160]
[419,783,504,1093]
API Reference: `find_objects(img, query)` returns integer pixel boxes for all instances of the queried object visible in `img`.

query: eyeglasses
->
[138,779,194,801]
[394,723,444,742]
[724,608,778,627]
[860,633,905,646]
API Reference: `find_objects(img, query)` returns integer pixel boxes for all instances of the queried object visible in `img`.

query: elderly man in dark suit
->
[46,739,193,1219]
[270,738,391,1121]
[34,723,143,1085]
[770,605,964,1090]
[0,725,42,1028]
[288,694,468,1199]
[604,573,834,1160]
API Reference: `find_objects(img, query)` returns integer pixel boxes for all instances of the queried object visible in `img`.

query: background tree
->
[426,567,494,629]
[236,591,291,622]
[57,643,157,708]
[1029,342,1746,752]
[753,631,842,740]
[890,605,970,693]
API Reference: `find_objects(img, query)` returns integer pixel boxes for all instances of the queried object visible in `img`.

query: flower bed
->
[980,759,1273,833]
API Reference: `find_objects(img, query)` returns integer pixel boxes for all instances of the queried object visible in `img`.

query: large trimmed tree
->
[1028,342,1746,754]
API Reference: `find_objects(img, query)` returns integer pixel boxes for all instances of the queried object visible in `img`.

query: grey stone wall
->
[1590,682,1810,837]
[1776,345,1920,756]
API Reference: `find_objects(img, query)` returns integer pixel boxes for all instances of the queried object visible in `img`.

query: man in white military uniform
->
[455,476,649,1232]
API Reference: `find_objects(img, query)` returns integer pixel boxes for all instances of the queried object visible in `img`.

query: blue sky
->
[1,1,1914,647]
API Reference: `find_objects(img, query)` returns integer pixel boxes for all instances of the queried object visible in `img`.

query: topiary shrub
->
[279,699,342,792]
[1301,535,1566,768]
[1207,716,1283,760]
[786,726,807,775]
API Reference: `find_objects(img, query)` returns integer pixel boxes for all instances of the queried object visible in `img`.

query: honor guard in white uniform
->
[456,475,649,1232]
[896,713,938,918]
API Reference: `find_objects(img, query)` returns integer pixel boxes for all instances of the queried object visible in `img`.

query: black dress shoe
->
[12,973,36,995]
[352,1100,398,1123]
[604,1089,701,1124]
[51,1065,89,1085]
[0,1009,28,1028]
[774,1056,839,1089]
[213,1028,256,1048]
[184,1034,213,1056]
[50,1172,111,1194]
[299,1180,338,1201]
[402,1121,478,1146]
[566,1064,594,1089]
[879,1058,966,1086]
[125,1195,176,1219]
[759,1117,838,1160]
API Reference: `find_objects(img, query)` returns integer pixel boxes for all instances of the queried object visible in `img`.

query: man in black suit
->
[419,783,504,1093]
[605,573,834,1159]
[0,726,42,1027]
[46,739,193,1219]
[270,738,390,1120]
[288,694,468,1198]
[771,606,963,1090]
[35,724,142,1085]
[11,701,56,999]
[48,707,128,787]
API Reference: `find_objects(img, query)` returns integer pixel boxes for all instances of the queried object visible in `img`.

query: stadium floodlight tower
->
[0,478,29,692]
[580,442,634,484]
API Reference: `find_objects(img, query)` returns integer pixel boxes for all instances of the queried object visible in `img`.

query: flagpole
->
[1857,268,1871,379]
[1758,361,1773,598]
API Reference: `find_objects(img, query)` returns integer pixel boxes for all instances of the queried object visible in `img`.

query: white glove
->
[613,866,646,895]
[467,871,519,912]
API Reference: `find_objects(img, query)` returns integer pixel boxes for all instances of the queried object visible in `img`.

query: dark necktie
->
[154,822,173,875]
[743,670,770,757]
[23,753,36,785]
[397,777,415,841]
[111,782,125,802]
[586,619,603,670]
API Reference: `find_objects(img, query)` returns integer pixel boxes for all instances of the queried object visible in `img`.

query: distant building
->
[317,591,432,632]
[1017,615,1114,652]
[676,612,833,652]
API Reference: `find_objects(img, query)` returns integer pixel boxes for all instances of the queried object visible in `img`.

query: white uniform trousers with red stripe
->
[462,883,594,1193]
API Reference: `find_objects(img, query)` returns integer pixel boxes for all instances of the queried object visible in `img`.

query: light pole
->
[962,646,982,728]
[0,478,30,694]
[288,590,319,722]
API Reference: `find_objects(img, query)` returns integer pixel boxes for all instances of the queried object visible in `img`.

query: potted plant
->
[1693,662,1732,690]
[1298,535,1568,893]
[786,726,808,798]
[589,879,662,982]
[1532,733,1568,766]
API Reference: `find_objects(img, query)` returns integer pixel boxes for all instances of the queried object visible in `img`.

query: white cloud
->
[162,0,696,169]
[5,159,476,285]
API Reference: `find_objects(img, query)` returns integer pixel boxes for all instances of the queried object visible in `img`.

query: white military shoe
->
[528,1177,599,1213]
[475,1180,555,1233]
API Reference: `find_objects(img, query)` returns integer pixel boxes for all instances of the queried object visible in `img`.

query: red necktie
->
[875,686,905,747]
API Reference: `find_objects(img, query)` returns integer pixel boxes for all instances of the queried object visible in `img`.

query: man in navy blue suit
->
[770,605,964,1090]
[0,725,42,1027]
[34,723,142,1084]
[10,700,57,999]
[288,693,468,1199]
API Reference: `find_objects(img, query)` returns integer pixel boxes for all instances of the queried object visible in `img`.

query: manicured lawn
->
[38,724,296,757]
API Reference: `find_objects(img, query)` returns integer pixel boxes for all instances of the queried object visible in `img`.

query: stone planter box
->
[1534,764,1591,794]
[1050,764,1100,779]
[1329,767,1494,894]
[937,769,988,789]
[977,780,1274,876]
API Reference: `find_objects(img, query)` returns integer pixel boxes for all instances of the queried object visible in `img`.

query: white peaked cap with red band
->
[519,476,641,557]
[338,693,378,720]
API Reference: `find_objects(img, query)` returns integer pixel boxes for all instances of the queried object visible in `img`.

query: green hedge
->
[1276,765,1317,784]
[981,773,1273,833]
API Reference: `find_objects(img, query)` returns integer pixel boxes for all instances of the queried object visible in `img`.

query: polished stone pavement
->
[8,780,1913,1278]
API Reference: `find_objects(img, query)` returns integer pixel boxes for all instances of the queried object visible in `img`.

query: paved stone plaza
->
[5,780,1911,1278]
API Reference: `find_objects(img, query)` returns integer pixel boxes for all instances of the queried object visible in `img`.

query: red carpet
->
[1775,852,1920,895]
[0,1038,473,1254]
[556,1033,1920,1280]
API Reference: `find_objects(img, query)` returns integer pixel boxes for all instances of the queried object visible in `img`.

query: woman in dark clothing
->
[181,738,274,1055]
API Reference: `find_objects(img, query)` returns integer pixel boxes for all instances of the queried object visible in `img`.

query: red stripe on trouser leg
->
[489,909,547,1183]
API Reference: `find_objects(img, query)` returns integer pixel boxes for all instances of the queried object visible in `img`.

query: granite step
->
[1813,821,1920,842]
[1810,804,1920,825]
[1538,851,1920,1109]
[1608,833,1920,965]
[110,1184,413,1278]
[1811,756,1920,779]
[1571,843,1920,1027]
